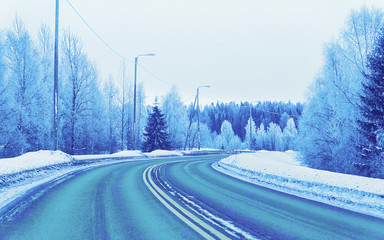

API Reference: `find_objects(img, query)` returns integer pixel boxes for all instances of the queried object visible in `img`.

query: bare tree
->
[118,60,128,150]
[5,17,39,154]
[61,30,94,154]
[104,75,118,153]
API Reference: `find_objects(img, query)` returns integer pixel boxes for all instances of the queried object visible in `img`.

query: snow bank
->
[73,150,143,160]
[213,151,384,219]
[112,150,143,157]
[144,150,183,157]
[0,151,73,175]
[181,149,225,155]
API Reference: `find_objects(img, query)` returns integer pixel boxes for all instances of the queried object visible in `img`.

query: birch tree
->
[61,30,95,154]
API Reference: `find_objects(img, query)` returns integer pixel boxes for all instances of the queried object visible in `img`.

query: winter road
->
[1,155,384,239]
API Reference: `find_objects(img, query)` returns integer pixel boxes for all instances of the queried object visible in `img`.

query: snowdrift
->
[213,151,384,219]
[144,150,183,157]
[73,150,144,160]
[0,150,73,176]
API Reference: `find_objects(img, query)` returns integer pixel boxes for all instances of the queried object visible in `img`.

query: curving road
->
[1,155,384,239]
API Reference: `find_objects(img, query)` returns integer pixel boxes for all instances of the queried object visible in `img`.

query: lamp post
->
[133,53,155,150]
[197,85,210,150]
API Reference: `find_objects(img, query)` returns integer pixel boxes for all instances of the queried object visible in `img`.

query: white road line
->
[143,163,231,240]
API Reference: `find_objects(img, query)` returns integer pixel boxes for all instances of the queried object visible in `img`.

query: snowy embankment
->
[143,150,183,157]
[0,149,219,209]
[212,151,384,219]
[0,150,145,209]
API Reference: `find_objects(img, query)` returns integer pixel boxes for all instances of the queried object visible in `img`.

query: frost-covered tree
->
[255,123,266,150]
[187,122,213,149]
[283,118,298,150]
[118,60,128,150]
[84,80,107,154]
[0,32,12,155]
[228,135,242,150]
[217,120,238,150]
[279,112,290,129]
[36,24,54,150]
[103,76,119,153]
[266,122,284,151]
[298,6,384,175]
[358,29,384,177]
[60,30,97,154]
[244,117,256,149]
[135,83,147,149]
[142,105,171,152]
[4,17,40,155]
[161,86,188,149]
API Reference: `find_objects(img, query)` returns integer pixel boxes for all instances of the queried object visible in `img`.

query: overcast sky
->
[1,0,383,105]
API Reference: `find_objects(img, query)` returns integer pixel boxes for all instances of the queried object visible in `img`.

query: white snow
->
[112,150,143,157]
[144,150,183,157]
[73,150,143,160]
[213,151,384,219]
[0,150,73,175]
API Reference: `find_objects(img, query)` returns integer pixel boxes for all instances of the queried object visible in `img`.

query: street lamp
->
[197,85,210,150]
[133,53,155,150]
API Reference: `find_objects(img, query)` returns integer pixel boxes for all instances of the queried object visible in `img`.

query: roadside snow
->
[73,150,143,160]
[213,151,384,219]
[144,150,183,157]
[0,151,73,175]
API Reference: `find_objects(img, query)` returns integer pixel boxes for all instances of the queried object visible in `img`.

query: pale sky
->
[1,0,383,105]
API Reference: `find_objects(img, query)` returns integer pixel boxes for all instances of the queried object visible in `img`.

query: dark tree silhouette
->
[142,105,171,152]
[358,29,384,177]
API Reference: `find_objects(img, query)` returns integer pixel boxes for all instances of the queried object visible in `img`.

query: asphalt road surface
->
[1,155,384,239]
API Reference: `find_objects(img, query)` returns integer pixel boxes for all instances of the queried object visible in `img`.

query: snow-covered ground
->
[73,150,144,160]
[143,150,183,157]
[213,151,384,219]
[0,150,74,175]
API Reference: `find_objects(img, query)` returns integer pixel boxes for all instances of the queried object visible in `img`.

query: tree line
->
[0,16,303,158]
[298,6,384,178]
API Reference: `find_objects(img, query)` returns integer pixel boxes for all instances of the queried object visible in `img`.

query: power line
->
[182,94,196,104]
[137,62,195,94]
[252,107,300,118]
[65,0,198,97]
[65,0,125,60]
[136,63,173,87]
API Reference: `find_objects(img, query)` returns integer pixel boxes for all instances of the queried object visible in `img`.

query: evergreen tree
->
[142,105,171,152]
[358,29,384,177]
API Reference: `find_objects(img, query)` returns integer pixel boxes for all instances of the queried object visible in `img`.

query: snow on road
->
[213,151,384,219]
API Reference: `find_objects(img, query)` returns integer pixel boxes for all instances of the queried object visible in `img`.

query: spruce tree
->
[358,29,384,177]
[142,105,171,152]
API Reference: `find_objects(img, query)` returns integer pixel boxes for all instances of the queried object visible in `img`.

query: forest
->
[298,6,384,178]
[2,5,384,180]
[0,16,302,158]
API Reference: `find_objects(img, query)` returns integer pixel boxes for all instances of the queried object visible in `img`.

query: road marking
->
[143,163,231,240]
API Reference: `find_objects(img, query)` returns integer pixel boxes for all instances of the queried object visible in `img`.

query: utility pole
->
[53,0,59,150]
[196,85,210,150]
[133,53,155,150]
[249,105,252,150]
[184,95,197,150]
[197,88,200,150]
